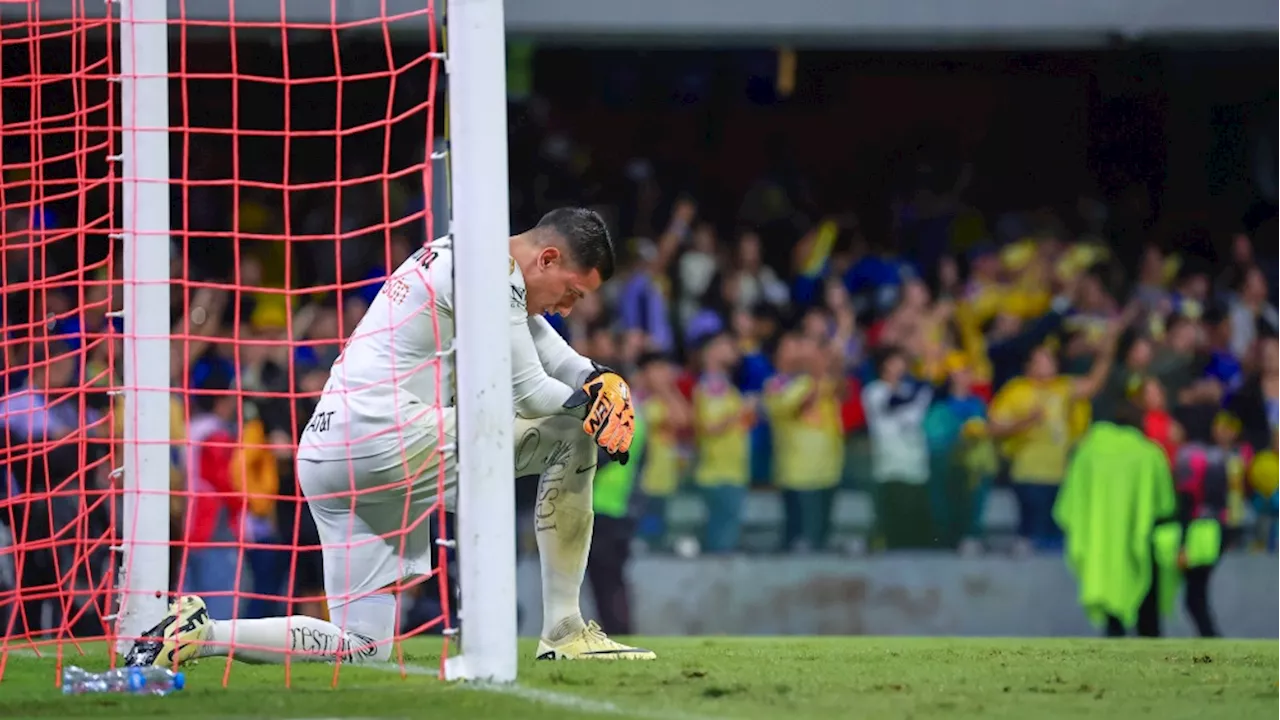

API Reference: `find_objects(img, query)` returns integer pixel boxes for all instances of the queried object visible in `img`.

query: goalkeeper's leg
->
[128,425,452,667]
[126,593,396,666]
[514,415,654,660]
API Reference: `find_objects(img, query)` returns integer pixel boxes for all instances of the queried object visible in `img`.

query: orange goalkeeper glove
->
[581,365,635,464]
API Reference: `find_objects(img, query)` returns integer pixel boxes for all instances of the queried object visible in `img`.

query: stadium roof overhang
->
[502,0,1277,48]
[4,0,1276,48]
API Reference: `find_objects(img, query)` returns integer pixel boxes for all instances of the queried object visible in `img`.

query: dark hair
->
[193,366,235,415]
[696,328,733,355]
[873,345,908,376]
[535,207,616,281]
[697,272,728,315]
[1168,312,1197,330]
[1117,329,1146,363]
[585,320,613,341]
[1083,262,1109,284]
[1233,265,1266,295]
[774,328,806,350]
[636,351,670,370]
[1114,399,1145,429]
[1201,304,1228,327]
[751,302,780,323]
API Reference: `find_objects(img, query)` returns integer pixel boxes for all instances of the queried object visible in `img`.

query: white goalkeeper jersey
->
[297,237,593,465]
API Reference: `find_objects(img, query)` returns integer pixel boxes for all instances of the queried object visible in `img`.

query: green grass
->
[0,637,1275,719]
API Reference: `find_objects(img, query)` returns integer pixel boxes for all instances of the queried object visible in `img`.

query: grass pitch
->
[0,636,1275,719]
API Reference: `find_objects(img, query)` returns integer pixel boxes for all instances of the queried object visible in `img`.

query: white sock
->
[200,594,397,664]
[535,438,596,641]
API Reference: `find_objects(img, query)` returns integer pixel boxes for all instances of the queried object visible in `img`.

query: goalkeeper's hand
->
[581,364,635,465]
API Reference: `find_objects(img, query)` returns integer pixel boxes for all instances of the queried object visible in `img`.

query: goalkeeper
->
[127,208,654,667]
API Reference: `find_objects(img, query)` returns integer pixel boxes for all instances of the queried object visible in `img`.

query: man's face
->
[972,253,999,279]
[1182,274,1208,301]
[44,353,77,390]
[775,335,800,371]
[706,335,737,369]
[1127,338,1152,369]
[737,233,761,267]
[1260,338,1278,374]
[1078,275,1106,309]
[644,360,675,389]
[241,328,271,366]
[588,330,618,364]
[1168,320,1197,353]
[1141,379,1166,410]
[1212,420,1239,447]
[1028,347,1057,380]
[525,246,601,318]
[802,310,828,340]
[1244,269,1267,303]
[991,313,1021,339]
[901,279,930,308]
[881,354,907,384]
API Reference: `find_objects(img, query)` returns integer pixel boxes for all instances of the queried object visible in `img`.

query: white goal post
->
[115,0,173,658]
[113,0,518,682]
[442,0,519,683]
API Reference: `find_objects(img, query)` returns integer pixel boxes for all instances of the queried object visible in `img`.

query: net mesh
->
[0,0,450,684]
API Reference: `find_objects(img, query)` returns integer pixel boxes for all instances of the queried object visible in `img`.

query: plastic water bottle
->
[61,665,185,696]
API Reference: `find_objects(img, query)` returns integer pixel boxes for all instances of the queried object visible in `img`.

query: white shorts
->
[298,410,594,606]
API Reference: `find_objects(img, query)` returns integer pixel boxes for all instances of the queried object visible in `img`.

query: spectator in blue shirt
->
[617,238,674,353]
[0,342,85,448]
[0,340,94,637]
[731,306,776,485]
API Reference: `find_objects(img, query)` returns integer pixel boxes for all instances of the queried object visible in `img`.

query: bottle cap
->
[174,672,186,691]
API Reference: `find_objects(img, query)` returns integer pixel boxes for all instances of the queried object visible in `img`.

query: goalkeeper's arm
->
[511,313,584,419]
[528,315,595,387]
[527,315,635,462]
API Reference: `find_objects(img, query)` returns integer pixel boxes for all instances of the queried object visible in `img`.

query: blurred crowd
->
[2,93,1279,636]
[545,184,1279,560]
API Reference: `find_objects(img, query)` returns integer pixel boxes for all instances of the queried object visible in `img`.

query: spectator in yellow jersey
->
[999,243,1055,321]
[693,331,754,553]
[957,244,1005,324]
[765,331,844,552]
[633,352,691,549]
[1061,267,1120,378]
[989,309,1129,554]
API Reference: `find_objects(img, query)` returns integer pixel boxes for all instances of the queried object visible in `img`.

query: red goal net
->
[0,0,449,684]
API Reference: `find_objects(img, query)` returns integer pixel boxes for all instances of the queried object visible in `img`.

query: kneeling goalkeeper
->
[127,208,655,667]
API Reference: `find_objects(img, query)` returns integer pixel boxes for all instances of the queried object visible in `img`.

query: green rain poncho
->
[1053,422,1179,629]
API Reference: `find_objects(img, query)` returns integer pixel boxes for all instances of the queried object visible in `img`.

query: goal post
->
[114,0,173,659]
[443,0,519,683]
[0,0,517,686]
